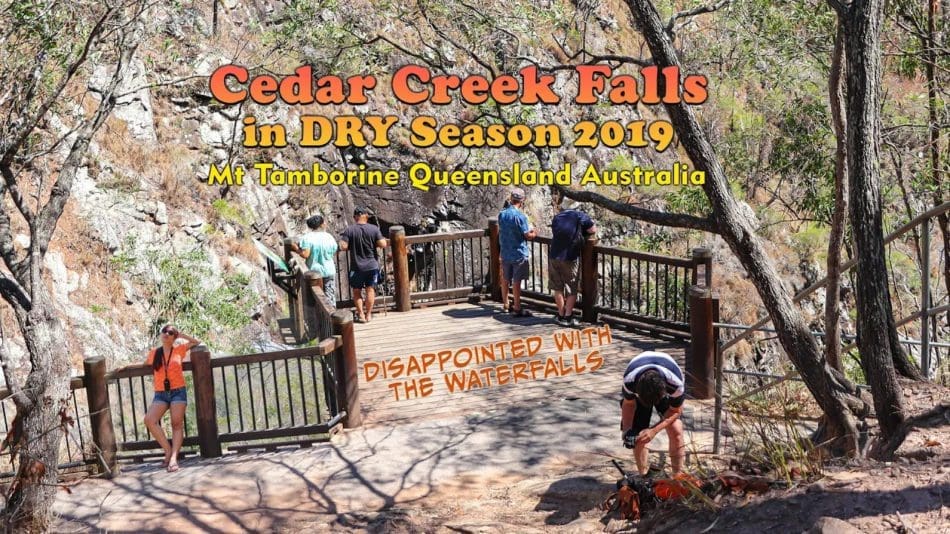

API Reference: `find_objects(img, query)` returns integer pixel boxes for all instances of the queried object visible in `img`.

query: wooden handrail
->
[404,229,487,244]
[721,201,950,352]
[593,245,695,268]
[210,344,335,367]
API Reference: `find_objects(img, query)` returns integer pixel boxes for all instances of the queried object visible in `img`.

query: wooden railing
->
[0,314,362,478]
[0,376,98,478]
[281,222,710,336]
[516,233,711,335]
[277,219,714,403]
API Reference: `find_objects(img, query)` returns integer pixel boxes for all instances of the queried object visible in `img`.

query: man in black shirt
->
[620,351,686,476]
[549,201,596,326]
[339,207,388,323]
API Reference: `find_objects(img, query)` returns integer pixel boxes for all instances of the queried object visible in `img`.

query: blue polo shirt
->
[498,206,530,262]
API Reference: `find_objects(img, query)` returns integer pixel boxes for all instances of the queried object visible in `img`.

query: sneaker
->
[554,315,566,326]
[568,316,580,327]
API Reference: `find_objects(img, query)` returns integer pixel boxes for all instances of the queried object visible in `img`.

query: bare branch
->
[0,275,31,312]
[34,8,144,258]
[0,5,117,165]
[553,186,719,234]
[826,0,848,16]
[0,163,34,223]
[0,170,27,281]
[666,0,733,35]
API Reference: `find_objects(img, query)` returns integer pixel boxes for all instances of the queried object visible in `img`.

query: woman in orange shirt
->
[143,325,200,472]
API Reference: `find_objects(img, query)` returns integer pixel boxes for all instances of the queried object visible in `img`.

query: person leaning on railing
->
[289,214,339,307]
[143,325,201,473]
[339,206,388,323]
[549,199,597,327]
[498,188,537,317]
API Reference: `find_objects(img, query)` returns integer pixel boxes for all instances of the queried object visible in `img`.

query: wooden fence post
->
[190,346,222,458]
[581,236,599,323]
[390,226,411,312]
[691,247,713,287]
[488,218,502,302]
[283,238,304,339]
[687,286,715,399]
[303,271,323,341]
[332,311,362,428]
[83,357,117,477]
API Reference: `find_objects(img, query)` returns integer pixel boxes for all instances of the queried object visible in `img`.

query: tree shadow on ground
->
[534,475,614,525]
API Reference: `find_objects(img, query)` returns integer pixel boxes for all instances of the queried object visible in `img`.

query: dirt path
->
[54,390,716,532]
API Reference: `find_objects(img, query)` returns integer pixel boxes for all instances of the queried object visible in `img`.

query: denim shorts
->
[349,269,379,289]
[153,387,187,406]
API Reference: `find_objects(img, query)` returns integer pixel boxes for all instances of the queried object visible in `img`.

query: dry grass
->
[97,118,152,175]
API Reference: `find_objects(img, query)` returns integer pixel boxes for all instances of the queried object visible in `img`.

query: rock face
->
[91,59,157,143]
[18,1,695,369]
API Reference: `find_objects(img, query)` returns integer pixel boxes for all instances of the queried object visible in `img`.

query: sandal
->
[167,463,180,473]
[512,308,532,318]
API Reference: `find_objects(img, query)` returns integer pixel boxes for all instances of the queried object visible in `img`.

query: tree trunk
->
[841,0,909,440]
[621,0,865,455]
[925,0,948,338]
[2,287,70,532]
[825,22,849,373]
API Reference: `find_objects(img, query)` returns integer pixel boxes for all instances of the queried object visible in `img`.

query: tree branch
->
[0,275,32,312]
[33,7,143,259]
[826,0,848,16]
[0,5,116,166]
[553,185,720,233]
[0,172,27,282]
[666,0,733,35]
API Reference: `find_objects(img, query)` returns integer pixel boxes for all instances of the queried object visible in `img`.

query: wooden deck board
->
[351,302,687,427]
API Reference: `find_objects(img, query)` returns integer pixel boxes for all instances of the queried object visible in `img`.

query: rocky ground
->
[287,381,949,534]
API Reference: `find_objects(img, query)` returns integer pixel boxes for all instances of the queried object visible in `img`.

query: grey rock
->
[808,517,861,534]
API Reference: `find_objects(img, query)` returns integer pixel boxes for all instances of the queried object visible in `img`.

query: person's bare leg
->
[564,293,578,316]
[365,285,376,321]
[512,280,523,312]
[501,279,510,311]
[169,403,187,469]
[554,290,565,317]
[144,403,171,464]
[622,400,650,475]
[352,288,365,321]
[667,417,685,474]
[634,441,650,476]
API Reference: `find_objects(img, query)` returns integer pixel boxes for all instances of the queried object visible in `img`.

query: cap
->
[509,188,526,202]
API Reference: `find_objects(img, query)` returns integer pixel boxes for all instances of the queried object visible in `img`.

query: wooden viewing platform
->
[352,301,687,426]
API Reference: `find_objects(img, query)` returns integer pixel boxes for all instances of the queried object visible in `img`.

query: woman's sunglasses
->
[161,328,178,336]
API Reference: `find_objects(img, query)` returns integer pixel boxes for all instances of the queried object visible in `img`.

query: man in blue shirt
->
[290,214,339,307]
[549,201,596,326]
[497,188,536,317]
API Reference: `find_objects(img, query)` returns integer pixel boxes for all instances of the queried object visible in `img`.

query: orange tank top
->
[147,344,189,391]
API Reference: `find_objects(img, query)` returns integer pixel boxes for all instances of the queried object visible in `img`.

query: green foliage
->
[791,222,829,263]
[113,235,256,350]
[211,199,253,228]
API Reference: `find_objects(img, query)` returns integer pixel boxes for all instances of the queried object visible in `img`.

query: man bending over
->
[620,351,686,476]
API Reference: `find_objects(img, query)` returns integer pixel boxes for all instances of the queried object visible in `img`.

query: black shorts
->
[622,396,673,436]
[349,269,379,289]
